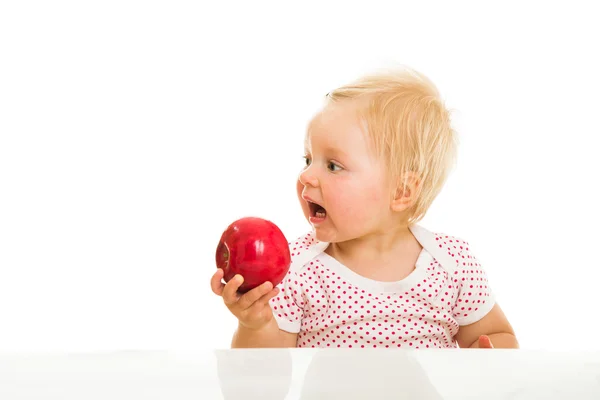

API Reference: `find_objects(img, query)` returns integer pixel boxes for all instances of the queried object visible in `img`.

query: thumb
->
[479,335,494,349]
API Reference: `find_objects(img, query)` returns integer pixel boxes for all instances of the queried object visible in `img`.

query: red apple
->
[215,217,291,293]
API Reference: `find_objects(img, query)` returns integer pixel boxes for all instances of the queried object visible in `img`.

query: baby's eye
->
[303,156,311,167]
[327,162,342,172]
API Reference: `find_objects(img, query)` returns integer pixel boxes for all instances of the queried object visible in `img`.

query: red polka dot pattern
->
[269,231,494,349]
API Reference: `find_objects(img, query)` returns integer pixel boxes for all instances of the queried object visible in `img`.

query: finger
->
[222,274,244,305]
[237,281,274,310]
[258,287,280,307]
[242,289,279,319]
[479,335,494,349]
[210,269,225,296]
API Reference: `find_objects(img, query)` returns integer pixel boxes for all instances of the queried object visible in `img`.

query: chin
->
[311,226,339,243]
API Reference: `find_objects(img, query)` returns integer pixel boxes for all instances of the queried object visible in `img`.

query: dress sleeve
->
[269,269,306,333]
[450,239,496,326]
[269,230,326,333]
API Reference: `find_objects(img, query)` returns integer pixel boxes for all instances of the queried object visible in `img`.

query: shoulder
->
[288,230,320,258]
[432,231,473,256]
[410,224,478,273]
[287,230,329,273]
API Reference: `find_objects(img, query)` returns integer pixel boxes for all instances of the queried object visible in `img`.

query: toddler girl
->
[211,66,518,350]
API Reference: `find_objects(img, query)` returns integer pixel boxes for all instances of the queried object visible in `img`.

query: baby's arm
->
[447,236,518,349]
[232,319,298,348]
[211,270,298,348]
[454,303,518,348]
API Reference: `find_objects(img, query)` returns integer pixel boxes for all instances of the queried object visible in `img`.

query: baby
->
[211,66,518,349]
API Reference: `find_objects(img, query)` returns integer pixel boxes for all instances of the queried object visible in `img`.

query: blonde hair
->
[325,66,458,225]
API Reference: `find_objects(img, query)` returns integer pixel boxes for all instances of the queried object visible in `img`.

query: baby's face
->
[296,101,393,243]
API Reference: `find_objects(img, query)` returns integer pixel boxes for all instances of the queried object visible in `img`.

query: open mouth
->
[308,201,327,220]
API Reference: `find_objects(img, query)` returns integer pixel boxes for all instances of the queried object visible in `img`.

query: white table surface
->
[1,348,599,399]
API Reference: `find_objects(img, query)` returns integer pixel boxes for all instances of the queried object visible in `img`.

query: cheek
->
[329,191,366,215]
[330,181,387,215]
[363,175,389,206]
[368,187,388,204]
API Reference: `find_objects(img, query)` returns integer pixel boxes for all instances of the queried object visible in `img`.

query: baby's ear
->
[390,172,420,212]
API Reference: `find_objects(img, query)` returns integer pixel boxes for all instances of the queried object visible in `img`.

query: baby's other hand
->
[478,335,494,348]
[210,269,280,331]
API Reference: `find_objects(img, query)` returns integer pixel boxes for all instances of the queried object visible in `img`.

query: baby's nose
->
[299,168,319,187]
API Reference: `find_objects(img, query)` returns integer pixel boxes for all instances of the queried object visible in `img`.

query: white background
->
[1,1,599,353]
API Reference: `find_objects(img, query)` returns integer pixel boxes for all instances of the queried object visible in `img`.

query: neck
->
[327,224,420,263]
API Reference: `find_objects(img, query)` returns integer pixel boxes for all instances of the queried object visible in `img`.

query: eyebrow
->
[304,144,349,161]
[323,146,349,159]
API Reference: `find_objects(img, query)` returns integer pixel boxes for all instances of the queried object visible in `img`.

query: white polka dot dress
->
[269,227,495,349]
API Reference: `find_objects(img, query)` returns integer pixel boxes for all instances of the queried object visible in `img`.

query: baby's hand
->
[210,268,280,331]
[478,335,494,348]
